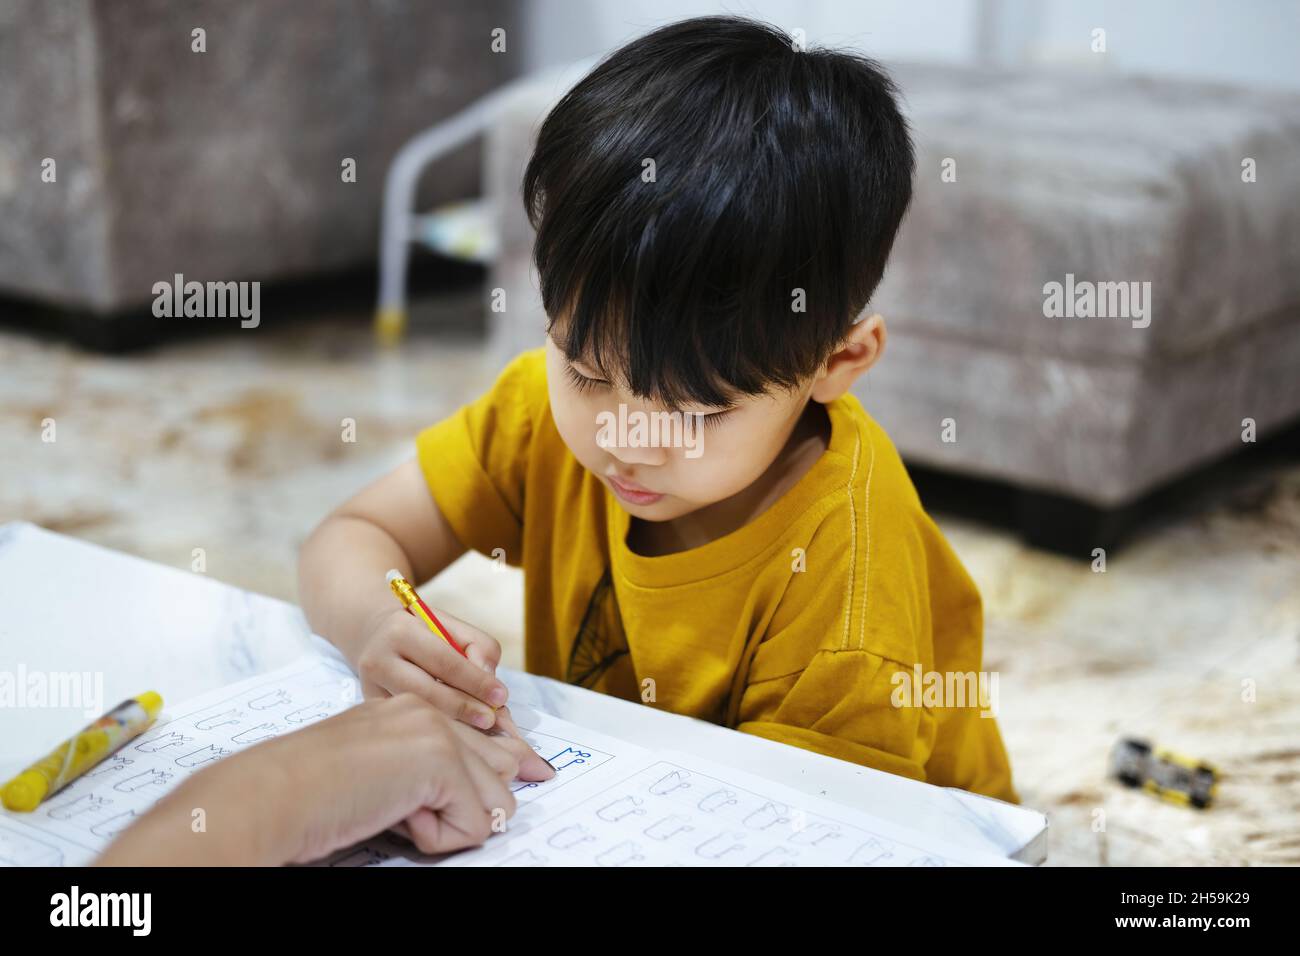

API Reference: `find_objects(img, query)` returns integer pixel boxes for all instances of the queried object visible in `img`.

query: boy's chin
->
[611,493,691,522]
[612,496,670,519]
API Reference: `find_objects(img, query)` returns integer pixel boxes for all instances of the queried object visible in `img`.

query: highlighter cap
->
[2,770,50,812]
[135,691,163,719]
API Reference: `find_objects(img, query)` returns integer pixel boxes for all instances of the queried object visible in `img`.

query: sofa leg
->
[1014,490,1138,557]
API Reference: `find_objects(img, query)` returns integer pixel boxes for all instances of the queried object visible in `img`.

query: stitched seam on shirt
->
[839,434,861,651]
[744,647,921,686]
[856,429,877,652]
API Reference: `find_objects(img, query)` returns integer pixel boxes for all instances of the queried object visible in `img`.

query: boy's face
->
[545,334,814,522]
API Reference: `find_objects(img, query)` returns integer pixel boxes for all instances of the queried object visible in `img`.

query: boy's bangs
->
[548,253,824,413]
[525,15,915,411]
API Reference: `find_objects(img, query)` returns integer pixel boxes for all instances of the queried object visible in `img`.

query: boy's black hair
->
[523,15,914,410]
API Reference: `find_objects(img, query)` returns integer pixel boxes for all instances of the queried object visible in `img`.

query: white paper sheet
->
[0,655,1019,867]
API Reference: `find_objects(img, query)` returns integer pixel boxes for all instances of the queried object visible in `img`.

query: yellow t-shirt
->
[417,348,1018,803]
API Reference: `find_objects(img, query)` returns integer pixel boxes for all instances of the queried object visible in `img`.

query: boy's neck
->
[627,399,832,557]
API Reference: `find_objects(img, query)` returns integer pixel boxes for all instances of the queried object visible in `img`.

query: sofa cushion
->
[877,63,1300,362]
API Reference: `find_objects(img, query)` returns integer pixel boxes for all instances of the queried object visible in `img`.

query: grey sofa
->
[0,0,519,317]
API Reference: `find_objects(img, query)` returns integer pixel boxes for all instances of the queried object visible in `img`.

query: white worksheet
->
[0,655,1019,867]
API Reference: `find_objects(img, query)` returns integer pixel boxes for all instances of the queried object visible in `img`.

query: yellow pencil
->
[386,569,512,716]
[386,569,467,655]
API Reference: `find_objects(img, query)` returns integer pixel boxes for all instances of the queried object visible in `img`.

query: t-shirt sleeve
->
[414,348,547,567]
[734,502,1019,804]
[733,527,934,785]
[736,646,935,784]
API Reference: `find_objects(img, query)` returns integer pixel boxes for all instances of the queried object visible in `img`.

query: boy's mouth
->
[606,473,664,506]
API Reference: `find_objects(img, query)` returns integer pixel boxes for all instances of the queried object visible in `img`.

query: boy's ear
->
[810,313,887,403]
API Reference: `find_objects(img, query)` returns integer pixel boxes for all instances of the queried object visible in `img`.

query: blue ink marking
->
[546,747,593,771]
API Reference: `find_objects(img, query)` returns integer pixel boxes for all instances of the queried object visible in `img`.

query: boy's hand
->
[355,605,552,780]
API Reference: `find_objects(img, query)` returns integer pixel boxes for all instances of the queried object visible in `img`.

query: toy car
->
[1109,738,1219,809]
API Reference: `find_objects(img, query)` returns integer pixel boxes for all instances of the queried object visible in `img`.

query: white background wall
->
[521,0,1300,92]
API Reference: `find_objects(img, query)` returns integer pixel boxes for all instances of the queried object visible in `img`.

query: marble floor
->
[2,308,1297,867]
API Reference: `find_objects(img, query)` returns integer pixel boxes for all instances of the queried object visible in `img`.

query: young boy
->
[300,16,1017,803]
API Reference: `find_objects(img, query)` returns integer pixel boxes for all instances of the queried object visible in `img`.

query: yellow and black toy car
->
[1109,738,1219,809]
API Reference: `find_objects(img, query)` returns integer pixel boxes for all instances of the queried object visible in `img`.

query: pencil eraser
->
[386,569,402,584]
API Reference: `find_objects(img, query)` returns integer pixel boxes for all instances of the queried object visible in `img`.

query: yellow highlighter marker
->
[2,691,163,812]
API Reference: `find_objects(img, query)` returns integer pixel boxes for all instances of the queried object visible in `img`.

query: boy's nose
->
[593,398,671,466]
[604,441,666,467]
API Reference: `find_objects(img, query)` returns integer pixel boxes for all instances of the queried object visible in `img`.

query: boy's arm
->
[299,347,544,668]
[297,458,549,778]
[296,350,547,766]
[298,458,465,667]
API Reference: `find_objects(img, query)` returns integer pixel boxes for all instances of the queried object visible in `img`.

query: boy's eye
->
[699,408,734,431]
[566,361,735,429]
[564,364,608,394]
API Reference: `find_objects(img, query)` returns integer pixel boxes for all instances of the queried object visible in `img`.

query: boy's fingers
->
[426,609,502,675]
[395,619,509,708]
[379,657,498,730]
[493,705,522,737]
[464,640,498,674]
[452,624,503,673]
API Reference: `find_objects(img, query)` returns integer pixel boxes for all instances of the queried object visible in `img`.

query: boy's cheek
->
[671,452,752,504]
[549,396,604,465]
